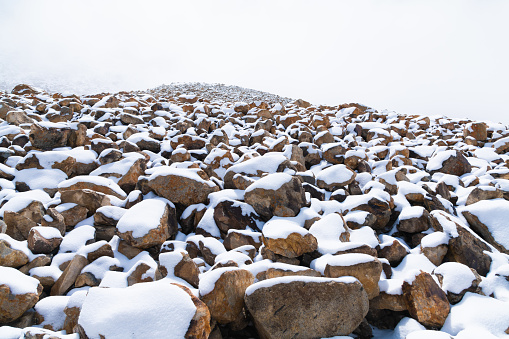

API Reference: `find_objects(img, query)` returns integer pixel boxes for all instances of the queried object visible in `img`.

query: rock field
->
[0,83,508,339]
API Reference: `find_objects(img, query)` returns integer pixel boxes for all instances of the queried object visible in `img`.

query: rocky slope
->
[0,83,508,339]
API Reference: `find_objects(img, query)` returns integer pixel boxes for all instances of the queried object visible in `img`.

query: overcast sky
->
[0,0,508,123]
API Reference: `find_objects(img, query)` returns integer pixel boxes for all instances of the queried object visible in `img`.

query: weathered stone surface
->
[58,176,127,200]
[58,204,89,228]
[377,239,408,266]
[263,232,317,259]
[244,173,306,220]
[465,186,503,205]
[213,199,261,234]
[27,227,63,254]
[245,277,369,339]
[397,206,431,233]
[402,271,450,328]
[0,267,43,323]
[4,200,45,241]
[59,189,111,214]
[147,168,219,206]
[0,239,29,268]
[324,254,383,299]
[199,268,254,324]
[29,122,72,150]
[224,230,262,250]
[50,254,89,296]
[350,196,392,230]
[428,150,471,176]
[370,292,407,312]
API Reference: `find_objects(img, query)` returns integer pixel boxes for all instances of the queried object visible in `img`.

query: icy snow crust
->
[0,83,509,338]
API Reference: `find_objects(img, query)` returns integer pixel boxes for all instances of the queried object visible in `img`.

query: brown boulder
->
[29,122,72,150]
[244,173,306,220]
[4,200,45,241]
[199,268,254,324]
[224,230,262,250]
[27,227,63,254]
[323,253,383,299]
[402,271,450,328]
[427,150,471,176]
[0,239,29,268]
[245,276,369,339]
[147,167,219,206]
[213,199,261,235]
[465,186,503,205]
[58,176,127,200]
[50,254,89,296]
[59,189,111,214]
[0,267,43,323]
[398,206,431,233]
[262,221,318,258]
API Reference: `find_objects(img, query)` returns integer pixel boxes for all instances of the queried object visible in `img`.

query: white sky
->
[0,0,508,123]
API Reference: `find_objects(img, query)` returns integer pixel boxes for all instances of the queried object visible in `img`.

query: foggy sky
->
[0,0,508,123]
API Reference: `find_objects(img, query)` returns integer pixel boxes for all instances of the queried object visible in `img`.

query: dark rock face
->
[245,278,369,339]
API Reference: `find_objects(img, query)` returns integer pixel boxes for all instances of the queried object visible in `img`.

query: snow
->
[0,189,52,217]
[31,226,63,239]
[245,276,359,296]
[34,296,70,331]
[59,225,96,253]
[315,164,355,185]
[78,280,197,339]
[433,262,477,294]
[262,219,309,239]
[116,199,167,238]
[245,172,292,192]
[378,278,403,295]
[0,266,40,295]
[95,206,127,220]
[459,198,509,250]
[391,253,436,281]
[441,292,509,337]
[398,205,425,220]
[308,213,347,254]
[420,232,449,248]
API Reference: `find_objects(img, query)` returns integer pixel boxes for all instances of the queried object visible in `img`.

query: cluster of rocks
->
[0,83,508,338]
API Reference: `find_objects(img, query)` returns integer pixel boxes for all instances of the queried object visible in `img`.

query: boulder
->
[27,226,63,254]
[322,253,383,299]
[426,150,471,176]
[116,199,177,249]
[50,254,89,296]
[58,176,127,200]
[398,206,431,233]
[402,271,450,328]
[0,239,29,268]
[245,276,368,339]
[213,199,261,234]
[244,173,306,219]
[147,167,219,206]
[3,200,45,241]
[0,266,43,323]
[59,189,112,214]
[262,219,317,258]
[316,164,356,191]
[159,251,200,288]
[198,267,254,324]
[29,122,73,151]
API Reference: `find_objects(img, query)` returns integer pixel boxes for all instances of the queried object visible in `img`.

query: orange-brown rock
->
[0,239,29,268]
[50,254,89,296]
[199,268,254,324]
[402,271,450,328]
